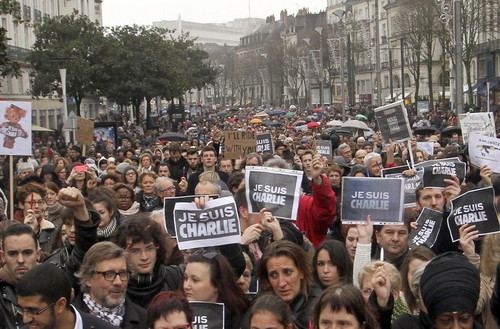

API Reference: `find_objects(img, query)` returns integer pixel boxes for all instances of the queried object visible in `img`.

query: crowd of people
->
[0,104,500,329]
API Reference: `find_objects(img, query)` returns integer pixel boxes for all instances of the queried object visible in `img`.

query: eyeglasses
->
[126,172,136,176]
[126,244,158,256]
[158,186,176,193]
[16,302,54,317]
[93,270,130,282]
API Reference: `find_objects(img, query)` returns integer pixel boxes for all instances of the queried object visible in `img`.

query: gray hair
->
[363,152,381,167]
[17,162,34,173]
[154,176,175,193]
[264,157,290,169]
[337,143,350,153]
[75,241,126,293]
[245,153,263,166]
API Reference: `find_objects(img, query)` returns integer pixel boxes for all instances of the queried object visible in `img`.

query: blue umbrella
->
[268,110,285,116]
[270,122,282,127]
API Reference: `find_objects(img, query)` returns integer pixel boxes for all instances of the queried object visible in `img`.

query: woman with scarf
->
[89,190,122,241]
[135,171,161,213]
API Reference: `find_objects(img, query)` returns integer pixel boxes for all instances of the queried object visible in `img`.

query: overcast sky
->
[102,0,327,27]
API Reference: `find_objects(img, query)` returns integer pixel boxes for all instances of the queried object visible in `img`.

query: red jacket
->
[296,174,337,247]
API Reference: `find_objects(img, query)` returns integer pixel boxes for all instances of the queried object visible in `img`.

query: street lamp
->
[260,53,270,107]
[302,39,312,109]
[314,27,324,108]
[332,10,350,120]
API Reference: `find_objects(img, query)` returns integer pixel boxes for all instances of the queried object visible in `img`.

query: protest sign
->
[76,117,94,146]
[447,187,499,242]
[0,102,32,155]
[190,302,225,329]
[341,177,405,225]
[381,165,409,177]
[223,130,256,159]
[385,168,424,207]
[415,157,466,188]
[256,133,273,154]
[164,195,218,237]
[93,122,118,151]
[245,166,303,220]
[173,197,241,250]
[417,142,434,156]
[315,140,333,158]
[468,133,500,173]
[409,207,443,249]
[374,100,413,142]
[459,112,496,144]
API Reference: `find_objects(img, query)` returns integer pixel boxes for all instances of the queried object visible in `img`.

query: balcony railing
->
[7,45,32,60]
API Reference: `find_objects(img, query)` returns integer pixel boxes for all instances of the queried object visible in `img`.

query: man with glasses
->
[15,182,56,253]
[155,177,178,204]
[74,241,146,328]
[16,262,116,329]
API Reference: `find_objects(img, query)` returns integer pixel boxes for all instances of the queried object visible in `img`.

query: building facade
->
[0,0,103,129]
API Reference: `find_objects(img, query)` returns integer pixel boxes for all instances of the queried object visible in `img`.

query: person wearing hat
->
[420,252,482,329]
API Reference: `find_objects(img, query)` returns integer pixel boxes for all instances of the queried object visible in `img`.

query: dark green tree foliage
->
[0,0,21,79]
[27,11,109,116]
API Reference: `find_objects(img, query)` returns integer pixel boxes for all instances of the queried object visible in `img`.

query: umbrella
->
[326,120,343,127]
[341,119,370,131]
[285,112,296,118]
[299,117,312,122]
[158,132,188,142]
[268,110,284,116]
[355,114,368,120]
[414,126,438,136]
[254,111,269,117]
[307,122,321,128]
[229,107,239,111]
[292,119,307,126]
[32,125,53,132]
[228,118,238,122]
[289,105,297,110]
[270,122,282,127]
[249,118,263,124]
[217,111,228,117]
[236,115,247,120]
[312,107,323,112]
[440,126,462,137]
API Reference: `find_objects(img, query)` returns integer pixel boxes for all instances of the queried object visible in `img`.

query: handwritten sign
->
[468,133,500,173]
[76,117,94,146]
[459,112,496,144]
[447,187,499,242]
[245,166,303,220]
[409,207,443,249]
[341,177,405,225]
[223,130,256,159]
[173,197,241,250]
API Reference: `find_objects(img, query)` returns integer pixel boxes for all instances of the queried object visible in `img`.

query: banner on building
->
[374,100,412,142]
[341,177,405,225]
[0,102,32,155]
[245,166,303,220]
[173,197,241,250]
[447,187,499,242]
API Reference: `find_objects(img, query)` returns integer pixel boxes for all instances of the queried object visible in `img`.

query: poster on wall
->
[0,102,32,155]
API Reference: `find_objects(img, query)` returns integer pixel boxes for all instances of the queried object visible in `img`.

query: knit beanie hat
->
[420,252,480,320]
